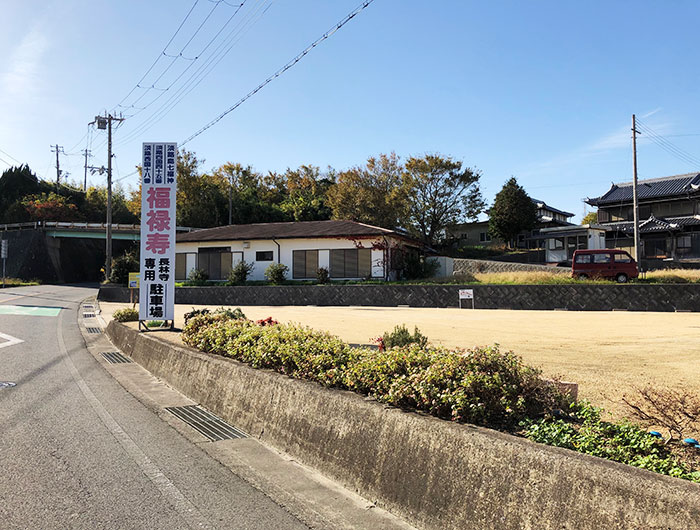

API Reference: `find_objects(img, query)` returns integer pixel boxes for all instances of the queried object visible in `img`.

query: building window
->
[677,235,692,249]
[197,247,232,281]
[256,251,274,261]
[548,238,564,250]
[597,210,610,223]
[479,232,492,242]
[330,249,371,278]
[292,250,319,279]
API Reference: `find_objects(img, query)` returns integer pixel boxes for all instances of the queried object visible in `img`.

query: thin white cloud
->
[520,111,671,177]
[1,25,48,99]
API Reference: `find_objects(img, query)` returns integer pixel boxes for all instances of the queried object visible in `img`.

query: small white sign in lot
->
[458,289,475,309]
[0,331,24,349]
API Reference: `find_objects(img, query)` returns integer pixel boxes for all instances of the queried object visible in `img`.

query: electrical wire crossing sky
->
[1,0,700,221]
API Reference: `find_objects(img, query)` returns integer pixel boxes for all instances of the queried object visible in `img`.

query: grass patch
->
[643,269,700,283]
[1,277,41,287]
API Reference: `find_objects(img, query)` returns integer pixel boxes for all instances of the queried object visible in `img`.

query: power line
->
[114,0,202,111]
[0,147,22,165]
[115,0,269,146]
[181,0,375,146]
[635,119,700,168]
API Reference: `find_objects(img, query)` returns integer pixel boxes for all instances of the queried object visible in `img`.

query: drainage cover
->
[165,405,247,441]
[86,327,101,334]
[0,382,16,389]
[83,313,95,318]
[83,305,94,310]
[101,351,132,364]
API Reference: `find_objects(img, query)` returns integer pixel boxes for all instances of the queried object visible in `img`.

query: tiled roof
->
[176,220,411,243]
[604,215,700,234]
[587,173,700,206]
[532,199,574,218]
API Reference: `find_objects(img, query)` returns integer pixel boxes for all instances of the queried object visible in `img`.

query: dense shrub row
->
[181,313,700,483]
[182,314,565,429]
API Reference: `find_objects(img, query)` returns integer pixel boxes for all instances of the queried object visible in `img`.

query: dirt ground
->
[100,302,700,423]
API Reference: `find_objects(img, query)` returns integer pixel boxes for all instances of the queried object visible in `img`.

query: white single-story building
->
[175,220,426,281]
[528,224,608,263]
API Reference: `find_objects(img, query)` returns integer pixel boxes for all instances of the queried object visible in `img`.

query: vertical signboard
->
[139,142,177,325]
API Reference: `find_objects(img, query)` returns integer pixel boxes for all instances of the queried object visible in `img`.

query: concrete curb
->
[106,321,700,530]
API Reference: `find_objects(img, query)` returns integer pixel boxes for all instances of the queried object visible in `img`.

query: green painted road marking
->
[0,305,62,317]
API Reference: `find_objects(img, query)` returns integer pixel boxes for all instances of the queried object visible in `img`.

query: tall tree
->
[581,211,598,225]
[327,152,408,229]
[403,154,485,245]
[176,150,228,227]
[488,177,537,248]
[280,164,334,222]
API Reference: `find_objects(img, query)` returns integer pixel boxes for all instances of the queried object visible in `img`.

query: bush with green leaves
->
[521,401,700,483]
[227,261,254,285]
[185,268,209,286]
[109,250,138,285]
[264,263,288,284]
[316,267,330,284]
[113,307,139,322]
[381,324,428,349]
[182,317,565,429]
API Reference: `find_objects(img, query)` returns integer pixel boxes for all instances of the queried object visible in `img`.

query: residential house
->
[586,172,700,262]
[175,220,427,281]
[448,198,575,248]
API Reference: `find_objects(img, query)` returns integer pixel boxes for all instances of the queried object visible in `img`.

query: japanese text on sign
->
[139,142,177,322]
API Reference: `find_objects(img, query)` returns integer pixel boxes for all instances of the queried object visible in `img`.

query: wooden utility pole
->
[82,149,91,191]
[632,114,641,268]
[51,144,64,190]
[92,114,124,281]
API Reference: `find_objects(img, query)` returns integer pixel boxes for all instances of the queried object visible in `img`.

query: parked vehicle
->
[571,249,638,283]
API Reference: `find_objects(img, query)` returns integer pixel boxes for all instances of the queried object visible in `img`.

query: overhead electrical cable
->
[114,0,202,111]
[181,0,375,146]
[635,119,700,168]
[115,0,270,146]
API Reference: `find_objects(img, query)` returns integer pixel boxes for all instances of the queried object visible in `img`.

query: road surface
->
[0,285,407,529]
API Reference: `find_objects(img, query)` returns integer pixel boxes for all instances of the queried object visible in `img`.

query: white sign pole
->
[139,143,177,330]
[1,239,7,289]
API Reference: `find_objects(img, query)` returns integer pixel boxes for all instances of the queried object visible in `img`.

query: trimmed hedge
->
[182,314,565,429]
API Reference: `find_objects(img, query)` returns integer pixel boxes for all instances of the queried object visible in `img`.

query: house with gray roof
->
[175,220,431,282]
[586,172,700,262]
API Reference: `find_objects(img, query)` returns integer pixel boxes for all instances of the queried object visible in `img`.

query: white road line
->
[57,311,212,529]
[0,332,23,349]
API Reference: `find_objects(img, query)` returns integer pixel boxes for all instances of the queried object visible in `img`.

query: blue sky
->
[1,0,700,222]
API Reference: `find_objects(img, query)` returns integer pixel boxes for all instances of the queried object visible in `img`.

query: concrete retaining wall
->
[454,258,568,275]
[100,283,700,312]
[106,321,700,530]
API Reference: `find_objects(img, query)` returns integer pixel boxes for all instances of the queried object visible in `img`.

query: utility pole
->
[632,114,641,269]
[91,113,124,281]
[51,144,64,191]
[82,149,92,191]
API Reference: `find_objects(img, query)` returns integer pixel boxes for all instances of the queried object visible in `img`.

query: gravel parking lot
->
[101,302,700,422]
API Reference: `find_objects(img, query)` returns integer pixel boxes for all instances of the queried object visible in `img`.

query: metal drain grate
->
[82,305,94,310]
[101,351,132,364]
[83,313,95,318]
[165,405,247,441]
[0,382,16,389]
[86,327,101,334]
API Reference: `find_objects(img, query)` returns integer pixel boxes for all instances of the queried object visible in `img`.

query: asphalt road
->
[0,285,309,530]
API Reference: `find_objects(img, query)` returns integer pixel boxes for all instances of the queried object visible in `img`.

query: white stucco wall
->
[175,236,401,281]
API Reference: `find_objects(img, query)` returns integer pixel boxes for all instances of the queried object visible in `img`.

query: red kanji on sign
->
[146,209,171,232]
[145,233,170,254]
[146,187,171,209]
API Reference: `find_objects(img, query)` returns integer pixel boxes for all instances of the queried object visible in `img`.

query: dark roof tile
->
[176,220,412,243]
[587,173,700,206]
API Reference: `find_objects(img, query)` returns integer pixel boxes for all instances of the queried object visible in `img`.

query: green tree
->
[279,165,334,222]
[83,185,138,224]
[0,165,44,222]
[176,150,228,227]
[488,177,537,248]
[327,152,408,229]
[21,192,81,221]
[403,154,485,246]
[581,211,598,225]
[213,163,287,224]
